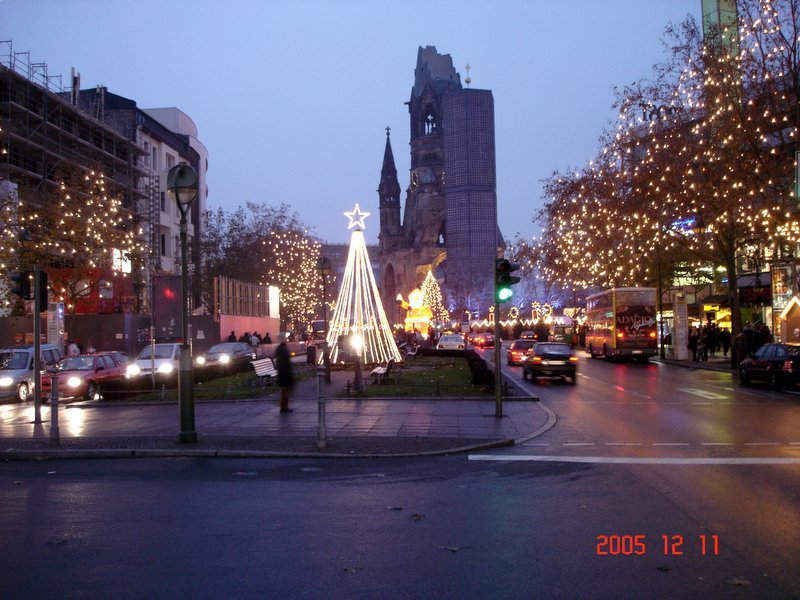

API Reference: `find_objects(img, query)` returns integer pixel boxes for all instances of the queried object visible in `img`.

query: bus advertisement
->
[585,287,658,362]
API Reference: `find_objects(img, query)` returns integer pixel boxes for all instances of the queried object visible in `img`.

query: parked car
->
[519,331,537,341]
[41,353,128,400]
[126,343,182,384]
[0,343,63,402]
[195,342,255,376]
[507,339,536,365]
[436,333,465,350]
[738,343,800,389]
[522,342,578,384]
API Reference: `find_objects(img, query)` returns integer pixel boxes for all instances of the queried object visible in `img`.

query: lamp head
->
[167,163,199,209]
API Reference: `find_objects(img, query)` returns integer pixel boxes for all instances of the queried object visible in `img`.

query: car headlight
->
[126,364,141,377]
[196,356,206,366]
[158,363,174,374]
[67,376,82,388]
[220,354,230,364]
[0,376,13,387]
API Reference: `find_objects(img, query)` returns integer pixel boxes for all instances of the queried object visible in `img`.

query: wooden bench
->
[251,357,278,385]
[370,358,397,384]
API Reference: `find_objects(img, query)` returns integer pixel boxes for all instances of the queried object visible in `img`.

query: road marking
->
[743,442,780,446]
[605,442,642,446]
[700,442,734,446]
[678,387,729,400]
[652,443,690,446]
[563,442,595,446]
[468,455,800,465]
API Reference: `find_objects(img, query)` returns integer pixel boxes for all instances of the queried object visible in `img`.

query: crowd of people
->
[687,321,772,362]
[226,330,273,347]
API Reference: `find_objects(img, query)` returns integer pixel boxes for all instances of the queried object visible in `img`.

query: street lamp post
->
[167,163,199,443]
[316,256,332,383]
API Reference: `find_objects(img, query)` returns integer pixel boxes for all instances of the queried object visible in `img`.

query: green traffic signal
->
[495,259,520,303]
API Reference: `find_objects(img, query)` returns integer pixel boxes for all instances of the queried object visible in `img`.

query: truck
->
[585,287,658,362]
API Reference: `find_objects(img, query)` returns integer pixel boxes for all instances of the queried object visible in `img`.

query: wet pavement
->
[0,368,553,459]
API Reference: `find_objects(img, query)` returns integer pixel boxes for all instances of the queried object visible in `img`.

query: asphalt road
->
[1,455,795,599]
[1,353,798,599]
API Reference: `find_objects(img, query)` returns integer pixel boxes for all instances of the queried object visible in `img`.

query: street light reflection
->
[64,407,85,436]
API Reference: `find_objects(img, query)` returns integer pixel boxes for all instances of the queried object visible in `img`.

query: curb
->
[0,438,516,461]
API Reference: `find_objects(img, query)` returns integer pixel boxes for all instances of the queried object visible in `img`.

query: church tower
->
[378,127,402,248]
[378,45,498,327]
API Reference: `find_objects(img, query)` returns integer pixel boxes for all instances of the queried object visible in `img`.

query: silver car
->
[0,344,63,402]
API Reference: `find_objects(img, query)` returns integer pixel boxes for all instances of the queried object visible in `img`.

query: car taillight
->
[617,332,625,339]
[569,356,579,363]
[649,331,657,339]
[783,360,793,372]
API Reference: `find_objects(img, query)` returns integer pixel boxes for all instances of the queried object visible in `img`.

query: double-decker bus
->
[585,287,658,362]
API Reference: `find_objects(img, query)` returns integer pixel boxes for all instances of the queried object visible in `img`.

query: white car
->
[436,334,465,350]
[126,343,182,382]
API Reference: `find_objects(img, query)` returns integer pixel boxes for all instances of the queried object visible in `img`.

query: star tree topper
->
[344,203,370,230]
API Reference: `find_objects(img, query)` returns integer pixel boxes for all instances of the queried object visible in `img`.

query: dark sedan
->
[195,342,255,378]
[738,343,800,389]
[522,342,578,384]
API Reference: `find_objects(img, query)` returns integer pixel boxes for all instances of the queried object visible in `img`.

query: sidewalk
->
[653,352,736,373]
[0,368,555,460]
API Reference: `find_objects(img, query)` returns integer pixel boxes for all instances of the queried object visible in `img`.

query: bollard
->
[49,373,60,445]
[316,364,327,449]
[161,384,166,401]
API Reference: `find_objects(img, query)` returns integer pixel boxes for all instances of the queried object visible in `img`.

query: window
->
[160,191,166,212]
[160,234,167,257]
[166,154,175,170]
[152,148,158,171]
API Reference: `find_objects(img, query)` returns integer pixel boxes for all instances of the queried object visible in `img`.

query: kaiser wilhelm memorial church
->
[378,46,502,326]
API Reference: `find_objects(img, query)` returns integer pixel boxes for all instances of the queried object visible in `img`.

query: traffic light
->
[10,270,32,300]
[495,259,520,303]
[37,270,48,313]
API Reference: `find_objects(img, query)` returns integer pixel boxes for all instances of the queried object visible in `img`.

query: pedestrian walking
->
[263,332,272,344]
[719,328,731,358]
[275,341,294,413]
[688,327,699,361]
[227,330,237,343]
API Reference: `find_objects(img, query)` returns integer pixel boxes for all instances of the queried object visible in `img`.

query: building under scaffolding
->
[0,40,207,316]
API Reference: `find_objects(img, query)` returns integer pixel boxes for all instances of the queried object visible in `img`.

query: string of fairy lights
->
[533,0,799,293]
[260,226,322,328]
[1,168,145,313]
[326,204,402,364]
[419,270,450,323]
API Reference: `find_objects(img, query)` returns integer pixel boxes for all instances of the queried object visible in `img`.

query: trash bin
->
[307,344,316,364]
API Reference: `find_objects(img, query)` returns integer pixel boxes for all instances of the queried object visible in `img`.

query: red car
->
[41,353,128,401]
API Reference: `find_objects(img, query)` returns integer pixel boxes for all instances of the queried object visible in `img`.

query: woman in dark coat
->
[275,341,294,413]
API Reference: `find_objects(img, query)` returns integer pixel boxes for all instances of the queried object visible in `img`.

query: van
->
[0,344,63,402]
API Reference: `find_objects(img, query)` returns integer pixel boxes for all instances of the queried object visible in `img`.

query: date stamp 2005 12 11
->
[596,534,720,556]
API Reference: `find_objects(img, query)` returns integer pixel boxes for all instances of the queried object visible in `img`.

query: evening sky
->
[2,0,700,245]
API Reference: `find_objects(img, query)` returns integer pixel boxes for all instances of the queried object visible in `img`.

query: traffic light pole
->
[493,296,503,417]
[33,266,42,425]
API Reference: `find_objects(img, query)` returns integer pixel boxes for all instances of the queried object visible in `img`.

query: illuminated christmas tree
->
[326,204,402,364]
[420,270,450,324]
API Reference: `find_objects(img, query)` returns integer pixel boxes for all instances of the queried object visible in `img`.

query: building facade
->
[0,42,207,316]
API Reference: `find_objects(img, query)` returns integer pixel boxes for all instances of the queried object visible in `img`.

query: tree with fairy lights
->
[2,167,145,316]
[419,270,450,324]
[200,202,324,331]
[533,0,800,367]
[326,204,401,365]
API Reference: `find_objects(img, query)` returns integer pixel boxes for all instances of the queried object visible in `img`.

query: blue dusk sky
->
[2,0,700,246]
